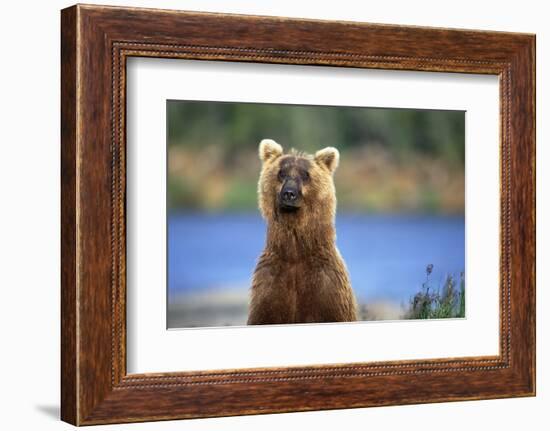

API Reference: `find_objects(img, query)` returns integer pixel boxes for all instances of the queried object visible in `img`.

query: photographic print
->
[167,101,466,328]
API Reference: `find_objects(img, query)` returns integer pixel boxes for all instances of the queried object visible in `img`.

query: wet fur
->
[248,140,358,324]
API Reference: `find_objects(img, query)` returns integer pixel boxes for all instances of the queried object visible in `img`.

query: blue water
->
[168,213,465,303]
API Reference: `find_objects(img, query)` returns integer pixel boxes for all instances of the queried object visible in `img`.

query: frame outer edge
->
[509,35,536,395]
[505,34,536,395]
[523,34,536,395]
[531,34,536,396]
[61,4,79,426]
[526,35,536,396]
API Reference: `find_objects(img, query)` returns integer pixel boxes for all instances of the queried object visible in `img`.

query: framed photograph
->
[61,4,536,425]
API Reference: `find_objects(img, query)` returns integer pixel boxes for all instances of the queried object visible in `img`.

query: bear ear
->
[259,139,283,162]
[314,147,340,173]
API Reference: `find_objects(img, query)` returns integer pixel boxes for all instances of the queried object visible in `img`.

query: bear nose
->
[282,189,297,202]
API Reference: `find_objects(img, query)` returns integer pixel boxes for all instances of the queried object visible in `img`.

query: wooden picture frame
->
[61,4,535,425]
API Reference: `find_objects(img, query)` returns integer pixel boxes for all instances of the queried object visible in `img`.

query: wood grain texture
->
[60,5,78,425]
[60,4,536,425]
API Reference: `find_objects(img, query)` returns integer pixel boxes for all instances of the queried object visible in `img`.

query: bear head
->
[257,139,340,227]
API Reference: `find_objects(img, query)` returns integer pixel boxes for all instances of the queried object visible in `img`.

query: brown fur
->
[248,139,358,325]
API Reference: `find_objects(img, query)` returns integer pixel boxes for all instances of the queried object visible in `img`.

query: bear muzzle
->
[278,181,302,212]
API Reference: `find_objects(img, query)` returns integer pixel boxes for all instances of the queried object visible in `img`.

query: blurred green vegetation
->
[168,101,465,214]
[404,266,465,319]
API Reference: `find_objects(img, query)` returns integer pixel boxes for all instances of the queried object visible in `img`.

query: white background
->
[127,59,500,373]
[0,0,547,430]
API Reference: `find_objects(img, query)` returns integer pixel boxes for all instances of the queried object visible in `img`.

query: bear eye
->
[277,170,285,181]
[302,171,310,181]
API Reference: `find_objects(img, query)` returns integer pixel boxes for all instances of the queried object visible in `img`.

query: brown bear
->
[247,139,358,325]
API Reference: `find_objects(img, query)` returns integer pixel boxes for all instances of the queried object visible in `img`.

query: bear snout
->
[278,179,302,211]
[282,188,297,202]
